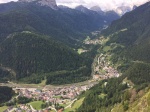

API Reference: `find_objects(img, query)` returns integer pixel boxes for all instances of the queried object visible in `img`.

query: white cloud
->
[56,0,150,10]
[0,0,17,3]
[0,0,149,11]
[56,0,86,8]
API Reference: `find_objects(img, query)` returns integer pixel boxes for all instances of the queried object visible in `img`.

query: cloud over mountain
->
[56,0,150,10]
[0,0,149,11]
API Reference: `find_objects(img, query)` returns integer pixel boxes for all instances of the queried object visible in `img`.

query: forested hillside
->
[78,62,150,111]
[0,32,91,84]
[102,2,150,45]
[0,86,14,104]
[101,1,150,66]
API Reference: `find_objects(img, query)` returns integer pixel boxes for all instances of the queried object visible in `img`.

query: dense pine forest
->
[0,32,96,84]
[0,86,14,105]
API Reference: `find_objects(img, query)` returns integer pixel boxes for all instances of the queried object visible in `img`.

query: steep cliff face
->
[19,0,58,9]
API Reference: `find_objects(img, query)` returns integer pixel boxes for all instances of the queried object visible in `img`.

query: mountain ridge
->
[18,0,58,9]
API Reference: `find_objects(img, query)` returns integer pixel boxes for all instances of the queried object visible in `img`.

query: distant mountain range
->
[0,0,119,46]
[90,5,137,16]
[18,0,58,9]
[59,3,138,16]
[75,5,119,24]
[115,5,138,15]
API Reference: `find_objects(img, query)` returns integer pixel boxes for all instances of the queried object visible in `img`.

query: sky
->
[56,0,150,10]
[0,0,149,10]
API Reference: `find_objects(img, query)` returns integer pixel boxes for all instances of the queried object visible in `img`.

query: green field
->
[64,97,84,112]
[39,79,46,86]
[29,101,44,110]
[50,110,55,112]
[99,93,107,99]
[77,48,84,54]
[111,104,124,112]
[59,103,68,108]
[53,96,61,98]
[0,106,8,112]
[103,46,111,52]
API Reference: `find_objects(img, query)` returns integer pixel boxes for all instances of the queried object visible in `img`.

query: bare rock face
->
[38,0,57,9]
[19,0,58,9]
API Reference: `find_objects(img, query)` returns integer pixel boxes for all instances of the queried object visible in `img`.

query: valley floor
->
[0,79,98,112]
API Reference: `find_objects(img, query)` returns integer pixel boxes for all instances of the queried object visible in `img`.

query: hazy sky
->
[0,0,149,10]
[0,0,17,3]
[56,0,150,10]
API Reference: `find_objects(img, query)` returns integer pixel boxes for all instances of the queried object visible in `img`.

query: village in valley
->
[84,36,121,81]
[92,53,120,80]
[2,83,95,112]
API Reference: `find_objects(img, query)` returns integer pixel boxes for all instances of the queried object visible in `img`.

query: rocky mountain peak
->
[115,6,132,15]
[18,0,58,9]
[75,5,89,13]
[90,6,104,15]
[90,6,102,12]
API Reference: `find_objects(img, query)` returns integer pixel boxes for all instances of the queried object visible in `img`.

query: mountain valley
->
[0,0,120,84]
[0,0,150,112]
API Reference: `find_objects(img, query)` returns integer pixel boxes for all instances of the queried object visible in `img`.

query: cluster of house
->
[4,104,50,112]
[3,84,94,112]
[84,36,105,45]
[84,39,100,45]
[93,53,120,80]
[14,84,93,104]
[15,85,92,104]
[103,66,120,78]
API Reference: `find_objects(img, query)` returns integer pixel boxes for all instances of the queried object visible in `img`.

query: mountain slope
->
[78,2,150,112]
[78,62,150,112]
[0,1,119,47]
[0,86,14,104]
[102,1,150,63]
[0,32,90,84]
[103,1,150,45]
